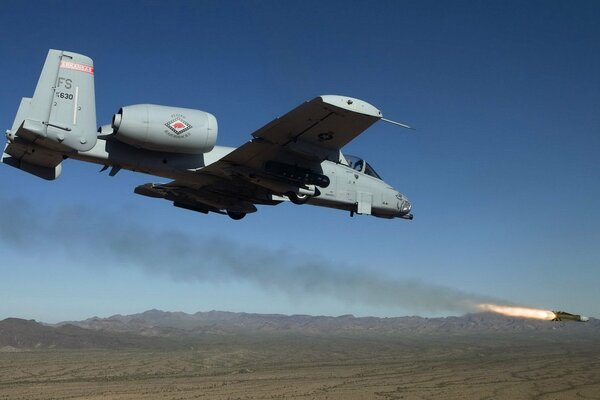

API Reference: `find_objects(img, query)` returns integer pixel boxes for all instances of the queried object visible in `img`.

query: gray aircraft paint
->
[3,49,412,220]
[18,50,97,152]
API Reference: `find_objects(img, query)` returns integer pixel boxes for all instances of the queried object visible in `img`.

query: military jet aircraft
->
[2,49,413,220]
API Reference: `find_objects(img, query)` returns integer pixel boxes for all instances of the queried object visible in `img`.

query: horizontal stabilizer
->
[2,144,62,180]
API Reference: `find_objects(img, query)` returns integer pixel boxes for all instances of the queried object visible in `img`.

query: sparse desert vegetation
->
[1,332,599,399]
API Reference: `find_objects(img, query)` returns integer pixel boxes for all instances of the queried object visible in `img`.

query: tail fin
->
[10,49,97,152]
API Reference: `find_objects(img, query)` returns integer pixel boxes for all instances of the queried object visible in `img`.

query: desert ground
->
[1,333,599,400]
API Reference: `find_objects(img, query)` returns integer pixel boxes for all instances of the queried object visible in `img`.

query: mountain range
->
[1,310,597,350]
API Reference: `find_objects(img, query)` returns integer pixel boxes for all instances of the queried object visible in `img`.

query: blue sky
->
[0,1,599,322]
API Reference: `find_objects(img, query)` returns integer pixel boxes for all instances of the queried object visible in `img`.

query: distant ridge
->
[59,309,599,337]
[0,317,174,349]
[2,311,597,350]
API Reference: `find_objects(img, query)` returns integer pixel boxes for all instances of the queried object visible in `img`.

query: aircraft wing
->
[189,95,382,184]
[227,94,382,164]
[135,95,383,213]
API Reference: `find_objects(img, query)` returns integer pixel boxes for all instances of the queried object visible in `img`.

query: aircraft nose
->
[396,193,412,216]
[400,199,411,214]
[393,191,413,220]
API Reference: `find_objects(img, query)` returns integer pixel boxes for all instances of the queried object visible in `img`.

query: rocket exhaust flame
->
[477,303,556,320]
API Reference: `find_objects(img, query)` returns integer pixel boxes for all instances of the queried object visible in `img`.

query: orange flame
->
[477,303,556,320]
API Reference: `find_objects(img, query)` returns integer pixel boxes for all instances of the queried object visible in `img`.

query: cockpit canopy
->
[345,155,383,180]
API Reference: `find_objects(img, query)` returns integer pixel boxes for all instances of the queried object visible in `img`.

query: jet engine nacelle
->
[111,104,218,154]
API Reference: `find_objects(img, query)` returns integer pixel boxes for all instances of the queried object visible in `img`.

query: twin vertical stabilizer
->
[7,49,97,152]
[2,49,98,180]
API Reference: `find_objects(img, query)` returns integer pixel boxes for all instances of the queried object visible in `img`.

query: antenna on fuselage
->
[381,118,415,130]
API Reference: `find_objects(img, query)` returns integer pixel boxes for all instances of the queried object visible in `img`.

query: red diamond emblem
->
[165,118,192,135]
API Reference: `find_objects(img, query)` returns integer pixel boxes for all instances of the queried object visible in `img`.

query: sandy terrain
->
[0,334,599,399]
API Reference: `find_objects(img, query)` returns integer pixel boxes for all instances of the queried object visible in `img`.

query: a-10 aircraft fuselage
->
[3,49,413,220]
[46,138,409,219]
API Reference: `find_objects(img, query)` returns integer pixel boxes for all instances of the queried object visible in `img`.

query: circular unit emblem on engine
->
[165,116,193,138]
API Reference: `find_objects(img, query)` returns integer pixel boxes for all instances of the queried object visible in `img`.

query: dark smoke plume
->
[0,198,500,314]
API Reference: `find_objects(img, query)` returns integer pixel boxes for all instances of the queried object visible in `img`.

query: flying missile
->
[551,311,589,322]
